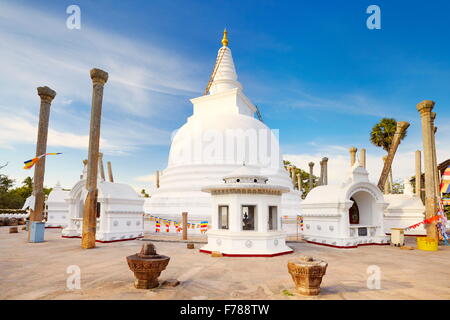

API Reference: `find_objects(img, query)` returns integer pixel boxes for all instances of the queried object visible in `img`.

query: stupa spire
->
[205,29,242,95]
[222,28,228,47]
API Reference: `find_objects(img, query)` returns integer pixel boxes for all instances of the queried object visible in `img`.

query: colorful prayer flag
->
[23,153,62,170]
[440,166,450,193]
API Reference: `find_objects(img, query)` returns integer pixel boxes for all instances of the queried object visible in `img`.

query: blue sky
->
[0,0,449,191]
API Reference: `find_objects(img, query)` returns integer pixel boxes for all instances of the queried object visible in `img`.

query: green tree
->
[141,189,150,198]
[0,174,51,209]
[23,176,33,189]
[0,174,25,208]
[370,118,407,152]
[0,174,14,192]
[284,160,318,199]
[391,179,404,194]
[370,118,408,190]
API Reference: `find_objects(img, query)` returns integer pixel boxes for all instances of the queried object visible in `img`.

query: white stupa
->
[62,161,145,243]
[144,30,301,223]
[45,182,70,228]
[383,178,426,236]
[300,163,389,248]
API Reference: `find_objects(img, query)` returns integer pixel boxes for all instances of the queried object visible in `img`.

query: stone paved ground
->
[1,227,449,300]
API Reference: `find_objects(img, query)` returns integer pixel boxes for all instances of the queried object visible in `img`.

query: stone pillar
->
[360,148,366,168]
[182,212,188,240]
[107,161,114,182]
[318,160,324,186]
[349,147,358,166]
[291,167,297,188]
[377,121,410,193]
[82,68,108,249]
[308,162,314,190]
[382,156,390,194]
[29,86,56,241]
[98,152,106,181]
[296,173,302,193]
[415,150,422,198]
[81,159,88,179]
[430,112,440,196]
[417,100,438,239]
[322,157,328,185]
[156,170,160,188]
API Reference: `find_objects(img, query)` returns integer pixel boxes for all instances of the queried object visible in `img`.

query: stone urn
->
[287,256,328,296]
[126,242,170,289]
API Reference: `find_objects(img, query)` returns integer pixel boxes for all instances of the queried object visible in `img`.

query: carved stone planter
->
[126,242,170,289]
[287,256,328,296]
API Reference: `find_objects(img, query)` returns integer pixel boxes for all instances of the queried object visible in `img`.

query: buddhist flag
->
[24,153,62,170]
[440,166,450,194]
[200,221,208,233]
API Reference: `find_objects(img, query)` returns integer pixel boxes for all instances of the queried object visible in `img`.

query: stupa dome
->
[168,113,282,169]
[145,30,302,221]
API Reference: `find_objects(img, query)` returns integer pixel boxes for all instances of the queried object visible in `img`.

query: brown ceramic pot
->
[288,256,328,296]
[126,242,170,289]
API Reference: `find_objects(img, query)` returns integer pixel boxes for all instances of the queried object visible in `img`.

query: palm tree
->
[370,118,408,190]
[370,118,407,152]
[22,177,33,189]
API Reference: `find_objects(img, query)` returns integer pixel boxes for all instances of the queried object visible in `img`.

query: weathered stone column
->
[415,150,422,198]
[349,147,358,166]
[98,152,106,181]
[360,148,366,168]
[430,112,440,196]
[377,121,410,193]
[318,160,324,186]
[296,173,302,193]
[382,156,390,194]
[308,162,314,190]
[81,159,88,179]
[156,170,160,188]
[29,86,56,241]
[417,100,438,239]
[322,157,328,185]
[182,212,188,240]
[291,167,297,188]
[107,161,114,182]
[82,68,108,249]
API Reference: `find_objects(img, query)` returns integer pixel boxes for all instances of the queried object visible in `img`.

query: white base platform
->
[303,234,390,248]
[384,216,426,236]
[200,230,293,257]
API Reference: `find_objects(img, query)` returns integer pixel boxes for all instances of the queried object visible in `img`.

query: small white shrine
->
[45,182,70,228]
[62,164,145,243]
[300,164,389,248]
[383,178,426,236]
[200,165,293,257]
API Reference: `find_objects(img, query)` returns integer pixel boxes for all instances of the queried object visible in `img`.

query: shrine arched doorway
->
[349,197,359,224]
[348,190,375,226]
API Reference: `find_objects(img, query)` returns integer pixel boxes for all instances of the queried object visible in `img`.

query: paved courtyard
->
[1,227,449,300]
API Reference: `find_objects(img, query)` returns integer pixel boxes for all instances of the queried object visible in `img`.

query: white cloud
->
[284,138,450,186]
[135,173,157,183]
[0,110,170,154]
[284,91,400,118]
[133,173,158,196]
[0,2,202,152]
